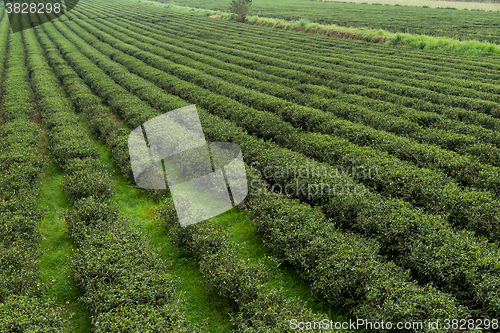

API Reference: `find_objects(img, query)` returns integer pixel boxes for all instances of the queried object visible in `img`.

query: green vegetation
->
[230,0,252,22]
[37,161,93,332]
[321,0,500,11]
[0,7,67,331]
[158,0,500,56]
[166,0,500,43]
[3,0,500,331]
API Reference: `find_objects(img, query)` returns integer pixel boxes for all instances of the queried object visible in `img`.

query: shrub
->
[94,303,201,333]
[65,197,120,245]
[62,158,115,202]
[230,0,252,22]
[0,296,67,332]
[298,18,310,27]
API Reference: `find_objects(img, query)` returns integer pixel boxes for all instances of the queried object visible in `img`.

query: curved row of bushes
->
[81,2,500,111]
[36,13,500,319]
[0,11,67,331]
[91,15,500,142]
[34,15,475,328]
[23,13,199,331]
[62,16,500,199]
[51,17,500,245]
[72,16,500,171]
[74,0,500,81]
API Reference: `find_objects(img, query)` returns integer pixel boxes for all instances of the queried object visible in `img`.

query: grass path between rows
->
[37,152,93,331]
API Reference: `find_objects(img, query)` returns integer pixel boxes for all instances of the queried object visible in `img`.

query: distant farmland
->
[321,0,500,11]
[169,0,500,43]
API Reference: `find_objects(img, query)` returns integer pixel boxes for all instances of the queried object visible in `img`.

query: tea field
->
[168,0,500,43]
[1,0,500,331]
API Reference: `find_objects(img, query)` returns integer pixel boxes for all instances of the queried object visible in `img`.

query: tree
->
[230,0,252,22]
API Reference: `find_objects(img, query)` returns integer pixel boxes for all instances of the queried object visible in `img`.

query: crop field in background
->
[321,0,500,11]
[2,0,500,331]
[167,0,500,43]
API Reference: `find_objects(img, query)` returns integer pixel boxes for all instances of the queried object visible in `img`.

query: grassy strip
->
[40,11,492,314]
[131,0,500,56]
[37,161,93,332]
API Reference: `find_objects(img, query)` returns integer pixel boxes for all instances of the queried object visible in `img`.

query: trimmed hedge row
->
[25,17,199,331]
[82,17,500,187]
[202,27,500,102]
[0,12,67,331]
[152,6,500,77]
[69,10,500,168]
[51,18,500,245]
[35,12,480,324]
[149,26,500,133]
[0,6,41,297]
